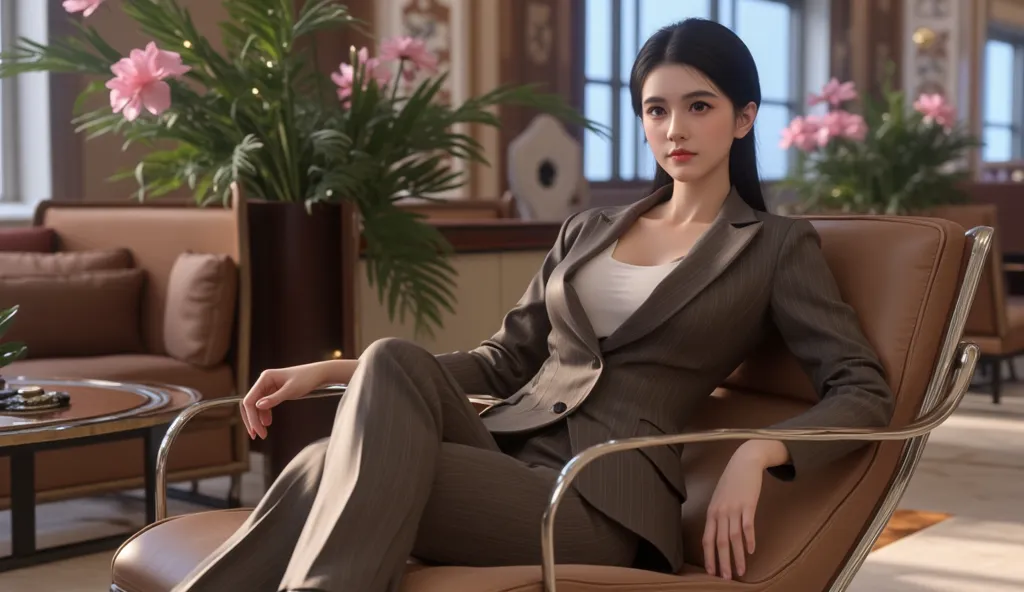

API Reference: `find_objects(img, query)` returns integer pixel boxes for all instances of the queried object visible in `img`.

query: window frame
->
[0,0,18,205]
[574,0,807,192]
[983,25,1024,162]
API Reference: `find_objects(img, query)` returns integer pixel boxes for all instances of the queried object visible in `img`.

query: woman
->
[175,18,893,592]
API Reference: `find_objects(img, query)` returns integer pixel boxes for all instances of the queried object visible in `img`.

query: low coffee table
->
[0,377,200,571]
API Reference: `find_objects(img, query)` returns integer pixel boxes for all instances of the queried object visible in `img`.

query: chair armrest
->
[539,342,980,592]
[154,384,348,521]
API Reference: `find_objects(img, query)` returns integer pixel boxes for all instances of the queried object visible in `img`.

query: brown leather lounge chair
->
[110,215,990,592]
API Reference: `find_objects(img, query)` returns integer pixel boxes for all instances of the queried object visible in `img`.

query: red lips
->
[669,148,695,162]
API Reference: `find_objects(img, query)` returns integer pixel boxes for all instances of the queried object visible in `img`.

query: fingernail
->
[256,400,268,409]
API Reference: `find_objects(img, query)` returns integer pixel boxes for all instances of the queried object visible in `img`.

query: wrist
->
[736,439,790,469]
[313,359,358,384]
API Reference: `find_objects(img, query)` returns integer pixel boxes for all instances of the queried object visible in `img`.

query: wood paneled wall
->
[829,0,903,99]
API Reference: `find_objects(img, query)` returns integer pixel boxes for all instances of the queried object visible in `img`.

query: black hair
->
[629,18,767,212]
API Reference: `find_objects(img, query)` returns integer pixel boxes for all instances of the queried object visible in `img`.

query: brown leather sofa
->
[110,214,988,592]
[930,204,1024,403]
[0,191,251,510]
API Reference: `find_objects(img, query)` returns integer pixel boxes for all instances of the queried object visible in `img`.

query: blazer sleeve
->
[434,211,587,398]
[765,218,895,481]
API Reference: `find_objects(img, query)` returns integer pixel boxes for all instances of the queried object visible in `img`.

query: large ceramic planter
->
[245,200,359,478]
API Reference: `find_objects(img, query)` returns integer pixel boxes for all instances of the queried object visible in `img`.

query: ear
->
[734,101,758,139]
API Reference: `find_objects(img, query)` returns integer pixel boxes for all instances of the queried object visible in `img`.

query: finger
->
[730,512,746,578]
[259,407,273,427]
[743,505,756,555]
[717,515,731,579]
[702,516,717,576]
[238,400,252,439]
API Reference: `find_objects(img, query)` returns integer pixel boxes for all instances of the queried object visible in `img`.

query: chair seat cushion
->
[110,510,739,592]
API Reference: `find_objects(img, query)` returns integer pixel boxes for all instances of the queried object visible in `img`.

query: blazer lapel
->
[599,188,764,352]
[552,186,672,357]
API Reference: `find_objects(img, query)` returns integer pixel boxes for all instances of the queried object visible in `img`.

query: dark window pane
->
[586,0,614,81]
[585,83,614,181]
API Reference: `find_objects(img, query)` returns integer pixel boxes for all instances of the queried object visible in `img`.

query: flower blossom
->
[63,0,105,17]
[379,36,439,81]
[816,110,868,144]
[780,116,822,152]
[913,93,956,129]
[105,42,191,122]
[808,77,858,107]
[331,47,392,103]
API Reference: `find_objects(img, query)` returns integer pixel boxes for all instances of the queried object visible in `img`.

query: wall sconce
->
[912,27,937,49]
[327,349,344,360]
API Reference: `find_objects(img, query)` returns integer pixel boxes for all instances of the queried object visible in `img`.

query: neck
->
[659,163,732,224]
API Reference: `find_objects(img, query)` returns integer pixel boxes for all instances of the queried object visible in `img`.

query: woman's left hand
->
[702,441,782,579]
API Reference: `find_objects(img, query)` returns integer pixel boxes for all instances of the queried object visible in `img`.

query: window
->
[0,0,51,220]
[983,30,1024,162]
[581,0,805,184]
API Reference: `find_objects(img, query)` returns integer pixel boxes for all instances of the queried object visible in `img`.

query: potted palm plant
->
[0,306,28,393]
[0,0,599,349]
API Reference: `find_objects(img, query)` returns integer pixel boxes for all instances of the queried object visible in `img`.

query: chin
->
[663,162,709,183]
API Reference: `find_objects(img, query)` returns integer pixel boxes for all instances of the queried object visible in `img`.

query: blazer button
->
[551,402,567,414]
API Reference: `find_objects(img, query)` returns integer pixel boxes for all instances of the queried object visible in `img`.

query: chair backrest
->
[33,192,251,390]
[927,204,1006,338]
[679,215,969,591]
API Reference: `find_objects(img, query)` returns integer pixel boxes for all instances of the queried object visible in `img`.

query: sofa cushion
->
[164,253,238,367]
[0,227,55,252]
[3,354,236,401]
[0,269,146,358]
[0,247,132,276]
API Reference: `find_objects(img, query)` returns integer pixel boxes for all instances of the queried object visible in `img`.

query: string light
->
[251,87,260,95]
[183,40,192,49]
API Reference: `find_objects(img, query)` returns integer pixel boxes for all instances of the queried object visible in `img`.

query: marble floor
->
[2,380,1023,591]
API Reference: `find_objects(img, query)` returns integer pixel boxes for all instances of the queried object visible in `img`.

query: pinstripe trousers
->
[173,338,639,592]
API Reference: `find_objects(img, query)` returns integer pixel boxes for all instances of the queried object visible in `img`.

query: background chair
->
[929,204,1022,403]
[110,215,988,592]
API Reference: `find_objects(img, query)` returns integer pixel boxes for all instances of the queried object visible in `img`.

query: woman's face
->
[640,64,756,183]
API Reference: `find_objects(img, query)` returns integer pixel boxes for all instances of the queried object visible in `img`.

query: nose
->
[667,113,688,142]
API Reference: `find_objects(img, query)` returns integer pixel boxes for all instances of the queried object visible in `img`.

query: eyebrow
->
[643,90,719,104]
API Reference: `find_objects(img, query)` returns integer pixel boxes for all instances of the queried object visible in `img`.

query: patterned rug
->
[873,509,952,551]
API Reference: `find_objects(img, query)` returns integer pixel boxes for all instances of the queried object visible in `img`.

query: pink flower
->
[331,47,392,103]
[815,110,868,145]
[105,42,191,122]
[809,77,858,107]
[379,36,439,81]
[913,93,956,129]
[62,0,105,17]
[780,116,822,152]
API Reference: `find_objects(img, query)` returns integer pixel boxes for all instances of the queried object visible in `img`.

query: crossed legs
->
[173,338,637,592]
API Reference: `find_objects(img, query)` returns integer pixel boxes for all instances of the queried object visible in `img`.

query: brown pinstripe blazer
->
[436,185,894,571]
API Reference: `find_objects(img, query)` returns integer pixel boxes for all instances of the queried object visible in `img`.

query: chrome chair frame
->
[151,226,992,592]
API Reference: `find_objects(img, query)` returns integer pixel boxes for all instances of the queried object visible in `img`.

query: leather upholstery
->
[110,215,970,591]
[0,201,247,508]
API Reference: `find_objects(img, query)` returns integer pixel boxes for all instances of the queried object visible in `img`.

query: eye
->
[690,101,712,113]
[645,105,666,118]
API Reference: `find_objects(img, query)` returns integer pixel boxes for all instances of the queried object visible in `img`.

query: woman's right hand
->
[240,362,334,440]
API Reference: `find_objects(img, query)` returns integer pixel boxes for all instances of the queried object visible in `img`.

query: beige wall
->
[992,0,1024,29]
[356,250,545,354]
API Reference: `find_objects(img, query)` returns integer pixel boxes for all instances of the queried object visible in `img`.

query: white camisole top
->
[570,241,683,338]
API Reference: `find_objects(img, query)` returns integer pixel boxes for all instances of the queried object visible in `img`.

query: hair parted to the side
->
[629,18,767,212]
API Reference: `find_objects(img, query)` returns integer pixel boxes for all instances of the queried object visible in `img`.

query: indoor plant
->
[779,74,980,215]
[0,306,28,391]
[0,0,600,337]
